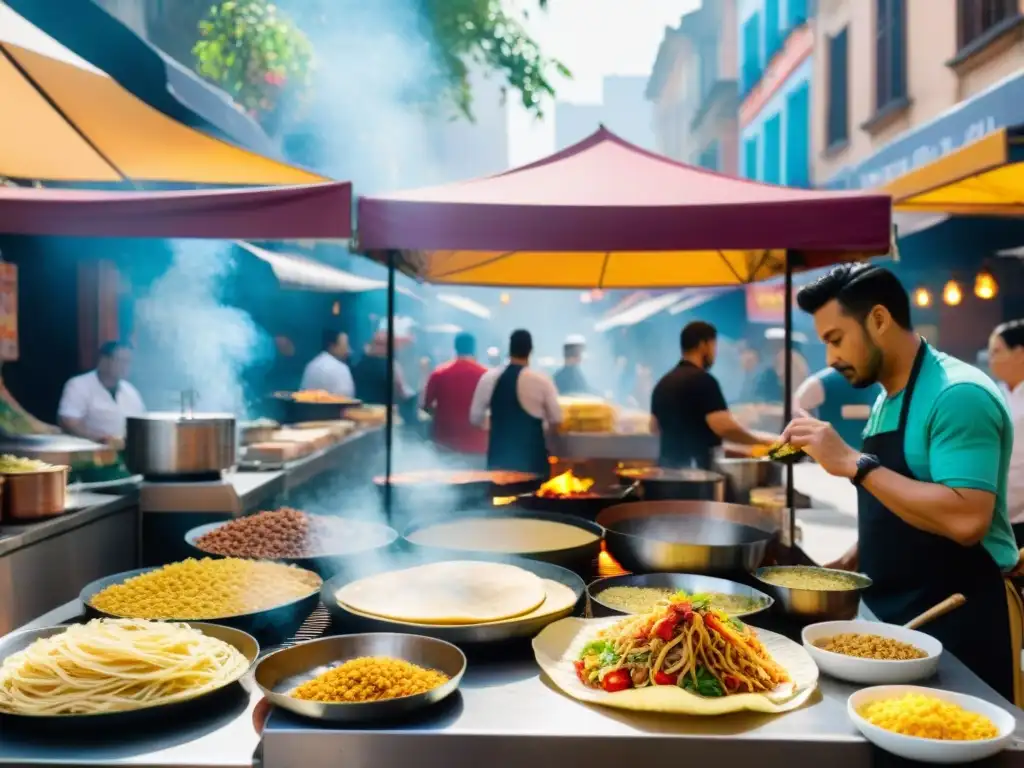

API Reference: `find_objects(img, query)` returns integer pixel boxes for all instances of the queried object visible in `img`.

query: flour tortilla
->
[406,518,598,554]
[533,617,819,715]
[341,578,578,627]
[334,560,547,624]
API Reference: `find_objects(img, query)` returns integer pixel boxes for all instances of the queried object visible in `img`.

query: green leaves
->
[681,666,725,698]
[192,0,312,120]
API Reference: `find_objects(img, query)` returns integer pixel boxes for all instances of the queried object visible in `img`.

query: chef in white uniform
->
[58,341,145,449]
[987,319,1024,543]
[300,330,354,396]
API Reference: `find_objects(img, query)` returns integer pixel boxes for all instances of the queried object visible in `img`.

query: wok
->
[374,469,543,517]
[615,467,726,502]
[597,500,778,576]
[514,484,632,521]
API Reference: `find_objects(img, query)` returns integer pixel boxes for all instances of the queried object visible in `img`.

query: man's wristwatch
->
[851,454,881,486]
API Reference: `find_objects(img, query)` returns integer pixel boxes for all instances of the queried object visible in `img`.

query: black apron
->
[858,341,1015,701]
[486,364,549,477]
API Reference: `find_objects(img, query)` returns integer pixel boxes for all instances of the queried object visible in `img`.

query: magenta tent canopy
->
[356,127,892,288]
[0,182,352,239]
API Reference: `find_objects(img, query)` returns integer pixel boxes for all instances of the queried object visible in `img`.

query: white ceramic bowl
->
[848,685,1016,764]
[802,620,942,684]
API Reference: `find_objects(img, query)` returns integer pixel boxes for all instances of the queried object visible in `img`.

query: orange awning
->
[0,2,325,185]
[885,126,1024,215]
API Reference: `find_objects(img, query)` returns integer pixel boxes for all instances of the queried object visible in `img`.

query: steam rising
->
[132,241,270,415]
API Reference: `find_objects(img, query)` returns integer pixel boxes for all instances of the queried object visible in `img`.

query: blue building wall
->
[738,0,808,95]
[739,57,811,187]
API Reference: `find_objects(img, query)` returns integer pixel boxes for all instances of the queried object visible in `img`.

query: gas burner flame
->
[536,469,598,499]
[492,496,516,507]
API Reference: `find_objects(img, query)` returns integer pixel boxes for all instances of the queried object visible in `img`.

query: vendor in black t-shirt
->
[651,322,778,469]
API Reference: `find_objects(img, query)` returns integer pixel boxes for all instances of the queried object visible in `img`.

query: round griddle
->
[322,552,586,645]
[597,500,778,576]
[401,508,603,578]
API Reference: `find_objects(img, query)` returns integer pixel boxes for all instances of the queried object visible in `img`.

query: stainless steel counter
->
[3,597,1024,768]
[262,636,1024,768]
[0,493,138,635]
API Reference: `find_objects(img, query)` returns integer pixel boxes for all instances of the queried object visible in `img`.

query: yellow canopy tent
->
[885,126,1024,215]
[357,129,893,289]
[0,1,325,185]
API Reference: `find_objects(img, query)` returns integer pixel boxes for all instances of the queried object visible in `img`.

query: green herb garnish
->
[681,665,725,697]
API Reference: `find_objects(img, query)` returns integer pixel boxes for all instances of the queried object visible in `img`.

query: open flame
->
[492,496,516,506]
[536,469,598,499]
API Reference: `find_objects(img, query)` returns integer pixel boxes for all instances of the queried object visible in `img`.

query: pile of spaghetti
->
[574,593,790,696]
[0,618,250,715]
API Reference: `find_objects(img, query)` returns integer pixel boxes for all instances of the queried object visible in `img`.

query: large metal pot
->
[4,467,67,520]
[125,413,237,477]
[711,456,783,504]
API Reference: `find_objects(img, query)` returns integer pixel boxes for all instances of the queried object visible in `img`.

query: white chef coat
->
[469,365,562,427]
[1003,381,1024,523]
[57,371,145,440]
[300,351,355,397]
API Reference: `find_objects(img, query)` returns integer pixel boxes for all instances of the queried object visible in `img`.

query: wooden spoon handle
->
[904,594,966,630]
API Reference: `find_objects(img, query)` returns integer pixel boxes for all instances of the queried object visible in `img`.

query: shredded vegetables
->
[574,592,791,696]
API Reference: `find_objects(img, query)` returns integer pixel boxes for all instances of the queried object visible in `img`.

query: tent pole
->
[384,250,396,522]
[783,254,795,557]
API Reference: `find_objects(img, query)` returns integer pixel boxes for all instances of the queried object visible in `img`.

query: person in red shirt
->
[422,332,488,458]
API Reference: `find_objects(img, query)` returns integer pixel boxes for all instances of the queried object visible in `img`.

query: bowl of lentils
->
[186,508,399,577]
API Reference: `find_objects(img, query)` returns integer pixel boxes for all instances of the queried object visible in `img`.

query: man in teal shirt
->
[782,263,1018,703]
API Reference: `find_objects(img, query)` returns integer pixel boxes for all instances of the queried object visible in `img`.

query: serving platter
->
[79,566,321,645]
[0,621,258,727]
[255,633,465,723]
[322,552,586,644]
[533,616,819,715]
[184,517,399,578]
[587,573,774,619]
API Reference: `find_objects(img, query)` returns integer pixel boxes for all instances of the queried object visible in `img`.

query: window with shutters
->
[788,0,809,28]
[826,28,849,147]
[741,13,762,95]
[875,0,907,110]
[765,0,781,61]
[786,83,810,187]
[743,136,759,180]
[763,114,782,184]
[957,0,1019,50]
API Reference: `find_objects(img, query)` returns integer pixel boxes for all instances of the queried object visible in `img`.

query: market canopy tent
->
[0,182,352,239]
[884,126,1024,215]
[358,128,893,288]
[0,2,323,185]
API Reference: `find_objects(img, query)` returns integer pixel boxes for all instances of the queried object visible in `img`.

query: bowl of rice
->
[802,620,942,684]
[848,685,1015,764]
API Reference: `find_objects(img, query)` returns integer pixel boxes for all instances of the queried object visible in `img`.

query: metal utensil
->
[587,572,775,619]
[3,466,66,519]
[125,411,237,477]
[597,500,778,575]
[0,621,257,723]
[711,455,784,504]
[614,467,726,502]
[754,566,872,622]
[904,593,966,630]
[255,633,465,722]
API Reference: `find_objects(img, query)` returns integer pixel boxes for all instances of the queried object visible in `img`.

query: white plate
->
[848,685,1016,764]
[802,620,941,684]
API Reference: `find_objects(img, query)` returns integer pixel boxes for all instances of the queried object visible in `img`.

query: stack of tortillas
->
[334,561,577,626]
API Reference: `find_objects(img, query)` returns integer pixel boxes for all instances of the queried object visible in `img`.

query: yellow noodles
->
[0,619,250,715]
[291,657,449,703]
[90,558,322,619]
[858,694,999,741]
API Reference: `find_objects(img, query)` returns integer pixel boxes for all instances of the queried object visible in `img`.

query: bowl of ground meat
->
[802,620,942,685]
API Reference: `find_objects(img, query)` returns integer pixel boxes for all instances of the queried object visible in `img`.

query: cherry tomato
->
[601,669,633,693]
[724,675,739,691]
[653,670,678,686]
[573,660,587,683]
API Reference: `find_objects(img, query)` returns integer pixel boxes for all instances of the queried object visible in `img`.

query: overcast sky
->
[505,0,702,166]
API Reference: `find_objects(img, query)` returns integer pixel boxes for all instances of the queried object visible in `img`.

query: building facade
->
[812,0,1024,189]
[556,76,654,151]
[646,0,740,173]
[737,0,812,185]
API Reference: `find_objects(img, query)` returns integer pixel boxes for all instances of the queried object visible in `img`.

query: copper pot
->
[4,466,68,520]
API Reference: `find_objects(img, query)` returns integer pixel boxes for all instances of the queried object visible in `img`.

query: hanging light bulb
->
[942,280,963,306]
[500,292,511,305]
[974,269,998,300]
[913,287,932,308]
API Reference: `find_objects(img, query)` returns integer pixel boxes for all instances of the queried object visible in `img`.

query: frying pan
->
[615,467,726,502]
[374,470,543,517]
[513,484,632,521]
[597,500,779,576]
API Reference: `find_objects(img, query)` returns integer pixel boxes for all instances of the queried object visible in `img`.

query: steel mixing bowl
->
[754,565,872,622]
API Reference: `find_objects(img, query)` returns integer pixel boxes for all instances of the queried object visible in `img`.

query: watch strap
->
[852,454,880,487]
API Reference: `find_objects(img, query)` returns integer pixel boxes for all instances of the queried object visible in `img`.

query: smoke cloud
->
[131,241,271,416]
